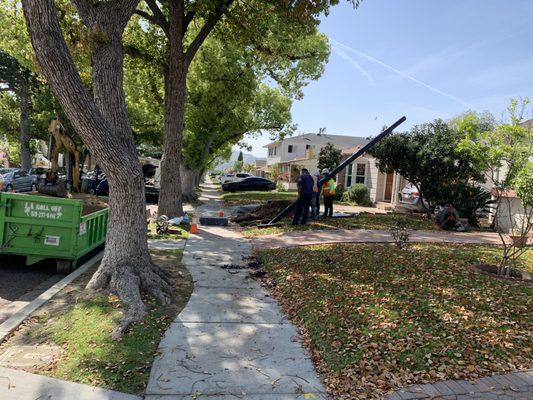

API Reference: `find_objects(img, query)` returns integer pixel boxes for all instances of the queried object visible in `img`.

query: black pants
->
[293,194,312,224]
[323,195,333,217]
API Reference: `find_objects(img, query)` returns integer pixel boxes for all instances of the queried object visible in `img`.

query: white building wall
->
[495,197,529,234]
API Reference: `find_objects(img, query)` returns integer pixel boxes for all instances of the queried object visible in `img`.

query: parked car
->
[1,168,37,192]
[29,167,48,183]
[81,168,109,196]
[399,183,428,211]
[28,167,48,180]
[222,177,275,192]
[220,172,253,184]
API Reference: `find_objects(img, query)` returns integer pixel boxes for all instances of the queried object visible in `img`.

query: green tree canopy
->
[317,142,341,172]
[369,119,490,224]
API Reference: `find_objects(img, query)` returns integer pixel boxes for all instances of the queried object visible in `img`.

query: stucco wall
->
[495,197,529,234]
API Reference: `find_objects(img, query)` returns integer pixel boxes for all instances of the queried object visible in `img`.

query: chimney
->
[318,127,326,136]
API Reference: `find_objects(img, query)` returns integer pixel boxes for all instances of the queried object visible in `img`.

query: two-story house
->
[264,131,404,207]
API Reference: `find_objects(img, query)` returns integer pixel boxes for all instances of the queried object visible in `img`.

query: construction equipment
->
[264,116,407,226]
[38,118,84,196]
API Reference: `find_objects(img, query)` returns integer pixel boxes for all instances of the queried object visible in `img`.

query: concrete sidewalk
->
[252,228,502,250]
[145,182,327,399]
[0,366,140,400]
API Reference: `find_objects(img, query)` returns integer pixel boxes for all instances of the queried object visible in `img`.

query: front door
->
[384,172,394,202]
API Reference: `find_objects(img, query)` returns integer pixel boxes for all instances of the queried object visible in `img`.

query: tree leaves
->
[259,243,533,399]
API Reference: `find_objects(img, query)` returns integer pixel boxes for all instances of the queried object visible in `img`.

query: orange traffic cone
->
[190,223,199,234]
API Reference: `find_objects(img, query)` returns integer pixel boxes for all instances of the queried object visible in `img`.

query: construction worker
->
[292,168,314,225]
[321,168,335,217]
[310,170,321,219]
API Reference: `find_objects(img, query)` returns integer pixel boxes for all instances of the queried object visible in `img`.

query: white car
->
[219,173,253,184]
[399,183,428,211]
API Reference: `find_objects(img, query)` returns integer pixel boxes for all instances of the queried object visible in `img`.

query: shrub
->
[343,183,372,206]
[333,182,344,201]
[276,180,287,192]
[390,218,410,249]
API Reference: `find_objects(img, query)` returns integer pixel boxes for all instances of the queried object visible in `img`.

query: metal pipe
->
[267,116,406,224]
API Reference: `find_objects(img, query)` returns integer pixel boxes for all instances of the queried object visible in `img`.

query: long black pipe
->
[267,116,407,224]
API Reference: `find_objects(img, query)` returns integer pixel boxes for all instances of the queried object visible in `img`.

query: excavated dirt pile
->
[230,200,293,225]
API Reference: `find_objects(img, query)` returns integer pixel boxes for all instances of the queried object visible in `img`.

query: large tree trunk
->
[180,163,201,202]
[157,1,186,218]
[19,81,31,171]
[158,71,186,217]
[22,0,172,338]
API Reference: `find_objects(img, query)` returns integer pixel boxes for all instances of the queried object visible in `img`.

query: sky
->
[240,0,533,158]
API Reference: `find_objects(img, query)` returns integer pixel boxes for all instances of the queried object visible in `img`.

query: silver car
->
[1,168,37,192]
[399,183,428,211]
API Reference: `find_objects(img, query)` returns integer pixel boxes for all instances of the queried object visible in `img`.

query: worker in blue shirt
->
[292,168,314,225]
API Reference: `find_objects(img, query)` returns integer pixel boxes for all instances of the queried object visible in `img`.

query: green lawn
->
[222,190,298,205]
[258,243,532,399]
[242,212,437,237]
[147,221,189,240]
[0,249,192,394]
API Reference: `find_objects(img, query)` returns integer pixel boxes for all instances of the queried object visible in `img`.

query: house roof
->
[264,133,369,150]
[520,118,533,130]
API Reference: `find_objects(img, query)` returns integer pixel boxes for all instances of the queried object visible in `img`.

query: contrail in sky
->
[332,45,375,85]
[330,37,472,109]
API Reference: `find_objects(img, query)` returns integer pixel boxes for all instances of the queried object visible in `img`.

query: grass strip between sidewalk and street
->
[257,243,532,399]
[147,221,189,240]
[0,249,192,395]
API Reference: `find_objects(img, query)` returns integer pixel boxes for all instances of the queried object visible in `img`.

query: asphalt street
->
[0,256,62,325]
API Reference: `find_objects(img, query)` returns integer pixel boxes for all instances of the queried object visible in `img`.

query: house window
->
[346,164,353,187]
[355,163,366,184]
[268,148,272,156]
[288,145,295,153]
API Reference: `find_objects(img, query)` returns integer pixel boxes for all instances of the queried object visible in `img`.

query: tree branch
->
[184,0,234,67]
[144,0,169,34]
[70,0,93,25]
[183,10,195,32]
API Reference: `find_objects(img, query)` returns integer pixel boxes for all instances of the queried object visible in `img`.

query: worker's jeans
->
[310,192,319,219]
[323,195,333,217]
[293,193,312,225]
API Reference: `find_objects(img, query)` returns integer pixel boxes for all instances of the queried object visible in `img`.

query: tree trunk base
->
[86,255,173,339]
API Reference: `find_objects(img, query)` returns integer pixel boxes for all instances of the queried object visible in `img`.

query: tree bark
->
[19,81,31,171]
[156,0,233,217]
[157,0,186,218]
[180,163,202,202]
[22,0,172,338]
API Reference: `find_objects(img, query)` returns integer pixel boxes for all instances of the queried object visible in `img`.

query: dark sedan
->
[222,177,275,192]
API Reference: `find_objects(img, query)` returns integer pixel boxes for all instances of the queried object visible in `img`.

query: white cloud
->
[329,37,472,109]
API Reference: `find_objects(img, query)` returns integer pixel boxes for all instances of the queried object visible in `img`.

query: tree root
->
[87,257,174,340]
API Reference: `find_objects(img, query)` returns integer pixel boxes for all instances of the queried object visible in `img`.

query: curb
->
[0,252,103,344]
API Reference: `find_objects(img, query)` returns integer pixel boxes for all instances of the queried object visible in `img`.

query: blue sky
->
[242,0,533,157]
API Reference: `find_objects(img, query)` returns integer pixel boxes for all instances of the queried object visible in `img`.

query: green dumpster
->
[0,192,108,273]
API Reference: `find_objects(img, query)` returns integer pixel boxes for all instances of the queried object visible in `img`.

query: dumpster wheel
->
[56,260,73,274]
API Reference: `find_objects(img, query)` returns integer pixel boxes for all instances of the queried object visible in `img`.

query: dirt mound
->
[230,200,293,225]
[31,192,108,215]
